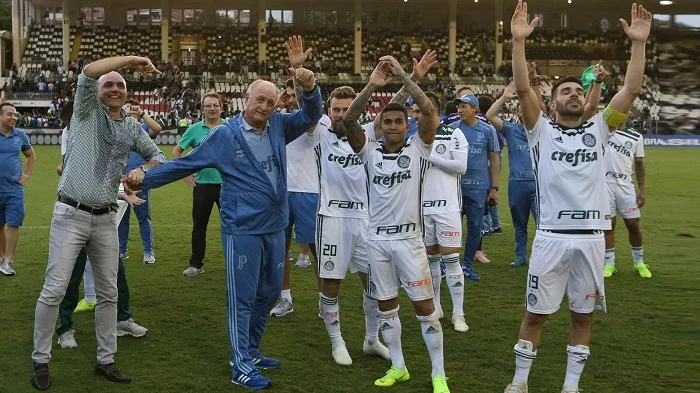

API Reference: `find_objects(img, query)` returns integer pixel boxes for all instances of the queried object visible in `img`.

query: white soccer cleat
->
[452,315,469,332]
[561,386,580,393]
[363,339,391,360]
[332,342,353,366]
[270,298,294,317]
[504,382,528,393]
[57,329,78,349]
[295,254,311,268]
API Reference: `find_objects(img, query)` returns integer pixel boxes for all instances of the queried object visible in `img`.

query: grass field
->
[1,146,699,393]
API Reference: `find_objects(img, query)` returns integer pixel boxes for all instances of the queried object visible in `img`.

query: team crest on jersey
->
[476,132,485,141]
[375,162,383,169]
[624,141,632,149]
[397,155,411,168]
[582,133,597,148]
[436,144,447,154]
[527,293,538,306]
[324,260,334,270]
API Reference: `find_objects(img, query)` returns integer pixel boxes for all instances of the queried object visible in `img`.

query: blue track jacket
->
[139,86,323,235]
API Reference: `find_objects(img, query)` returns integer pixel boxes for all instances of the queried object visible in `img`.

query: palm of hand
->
[625,20,651,42]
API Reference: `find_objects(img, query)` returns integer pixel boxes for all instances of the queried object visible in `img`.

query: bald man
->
[123,72,323,389]
[31,56,166,390]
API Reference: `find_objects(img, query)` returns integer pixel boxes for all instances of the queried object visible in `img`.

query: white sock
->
[417,310,445,378]
[631,246,644,265]
[281,289,292,302]
[379,307,405,370]
[604,248,615,267]
[83,258,96,303]
[320,294,342,344]
[513,339,537,384]
[427,255,442,312]
[564,345,590,388]
[363,291,380,343]
[443,253,464,316]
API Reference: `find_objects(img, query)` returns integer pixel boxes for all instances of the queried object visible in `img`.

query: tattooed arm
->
[634,157,646,208]
[389,49,438,106]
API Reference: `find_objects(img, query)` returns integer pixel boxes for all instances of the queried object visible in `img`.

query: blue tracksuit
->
[501,121,537,260]
[140,86,323,374]
[450,118,500,268]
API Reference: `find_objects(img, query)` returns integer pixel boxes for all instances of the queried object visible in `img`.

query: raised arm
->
[343,61,393,152]
[285,35,313,110]
[381,55,438,145]
[510,1,542,130]
[608,4,652,125]
[583,62,607,122]
[389,49,438,106]
[486,83,516,131]
[83,56,161,80]
[282,67,323,144]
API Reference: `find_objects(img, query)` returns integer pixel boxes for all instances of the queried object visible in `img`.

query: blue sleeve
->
[487,126,500,153]
[282,85,323,144]
[20,131,31,151]
[141,123,150,132]
[141,127,224,190]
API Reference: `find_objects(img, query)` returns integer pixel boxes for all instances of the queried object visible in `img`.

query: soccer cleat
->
[634,263,652,278]
[432,375,450,393]
[331,341,353,365]
[288,251,293,261]
[374,366,410,387]
[251,351,280,369]
[452,315,469,333]
[270,298,293,317]
[116,318,148,337]
[510,257,528,267]
[0,260,16,276]
[475,251,491,264]
[363,339,391,360]
[603,264,617,278]
[143,253,155,264]
[295,254,311,268]
[504,382,528,393]
[492,226,503,235]
[74,298,96,313]
[232,369,272,390]
[183,267,203,277]
[119,251,129,260]
[561,386,580,393]
[57,329,78,349]
[463,266,480,281]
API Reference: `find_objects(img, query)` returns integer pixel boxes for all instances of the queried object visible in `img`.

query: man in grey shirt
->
[31,56,166,391]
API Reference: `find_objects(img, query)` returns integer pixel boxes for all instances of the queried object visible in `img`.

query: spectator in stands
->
[0,103,35,277]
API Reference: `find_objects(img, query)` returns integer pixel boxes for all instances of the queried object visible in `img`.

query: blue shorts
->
[0,193,25,227]
[285,192,319,244]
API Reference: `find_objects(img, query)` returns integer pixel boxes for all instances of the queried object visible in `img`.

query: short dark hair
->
[444,101,457,115]
[125,98,139,105]
[478,95,493,115]
[328,86,357,105]
[380,102,408,123]
[0,102,16,113]
[551,76,583,99]
[425,92,441,111]
[285,78,294,89]
[60,101,74,120]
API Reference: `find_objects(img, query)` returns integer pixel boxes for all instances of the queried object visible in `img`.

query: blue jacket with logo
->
[140,86,323,235]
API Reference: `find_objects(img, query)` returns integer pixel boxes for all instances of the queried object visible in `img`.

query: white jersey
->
[527,112,612,230]
[286,115,319,193]
[60,127,70,156]
[605,127,644,186]
[359,131,432,240]
[423,124,468,215]
[311,115,368,219]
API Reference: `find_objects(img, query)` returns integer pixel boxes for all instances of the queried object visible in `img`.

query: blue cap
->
[454,94,479,107]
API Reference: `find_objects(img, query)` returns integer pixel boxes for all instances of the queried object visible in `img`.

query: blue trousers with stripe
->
[508,180,538,259]
[461,189,488,268]
[223,231,285,374]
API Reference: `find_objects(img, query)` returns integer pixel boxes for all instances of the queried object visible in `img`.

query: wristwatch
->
[490,186,499,191]
[139,165,150,173]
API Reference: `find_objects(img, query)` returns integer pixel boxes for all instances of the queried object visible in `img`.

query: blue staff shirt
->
[501,121,535,181]
[450,119,500,191]
[0,128,32,193]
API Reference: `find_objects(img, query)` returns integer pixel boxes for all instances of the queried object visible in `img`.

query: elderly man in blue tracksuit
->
[123,69,322,390]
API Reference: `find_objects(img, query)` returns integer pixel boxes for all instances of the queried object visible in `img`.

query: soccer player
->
[0,102,34,277]
[504,2,651,393]
[123,67,323,389]
[412,92,470,332]
[603,120,650,278]
[343,56,450,393]
[485,84,537,267]
[450,94,500,281]
[311,84,391,365]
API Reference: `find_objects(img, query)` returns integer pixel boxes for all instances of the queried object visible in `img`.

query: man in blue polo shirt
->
[450,95,500,282]
[0,102,35,276]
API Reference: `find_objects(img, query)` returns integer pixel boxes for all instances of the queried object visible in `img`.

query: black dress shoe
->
[95,363,131,383]
[31,363,50,390]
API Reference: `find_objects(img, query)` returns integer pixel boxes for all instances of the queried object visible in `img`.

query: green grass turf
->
[1,146,698,393]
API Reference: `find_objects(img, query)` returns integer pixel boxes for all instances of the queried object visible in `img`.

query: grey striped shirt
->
[58,72,166,207]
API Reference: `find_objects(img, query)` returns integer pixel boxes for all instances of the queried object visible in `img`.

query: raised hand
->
[132,57,162,75]
[539,80,552,97]
[412,49,438,80]
[129,105,144,119]
[288,67,316,91]
[593,60,609,82]
[285,35,313,69]
[503,83,517,100]
[369,61,394,88]
[379,55,407,78]
[511,0,539,41]
[620,3,652,43]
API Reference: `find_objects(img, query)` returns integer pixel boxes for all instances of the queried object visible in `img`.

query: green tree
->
[0,1,11,32]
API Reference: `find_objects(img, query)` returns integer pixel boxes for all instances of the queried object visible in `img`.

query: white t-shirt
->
[60,127,70,156]
[359,130,432,240]
[423,124,469,215]
[286,114,320,193]
[605,128,645,186]
[116,184,129,224]
[527,112,612,230]
[310,115,369,218]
